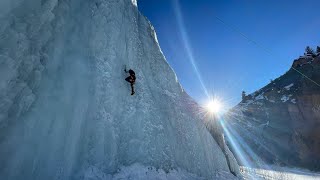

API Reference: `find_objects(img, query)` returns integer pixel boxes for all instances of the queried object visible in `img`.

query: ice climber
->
[124,68,136,95]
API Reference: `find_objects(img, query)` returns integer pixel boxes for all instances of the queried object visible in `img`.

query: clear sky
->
[138,0,320,109]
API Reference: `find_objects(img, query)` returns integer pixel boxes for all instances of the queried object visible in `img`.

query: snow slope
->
[0,0,237,179]
[241,166,320,180]
[84,163,237,180]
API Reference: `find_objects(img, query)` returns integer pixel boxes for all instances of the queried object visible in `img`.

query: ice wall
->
[0,0,236,179]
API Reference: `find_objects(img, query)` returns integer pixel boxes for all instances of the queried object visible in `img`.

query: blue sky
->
[138,0,320,108]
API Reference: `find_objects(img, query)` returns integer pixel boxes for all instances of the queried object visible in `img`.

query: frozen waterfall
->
[0,0,238,179]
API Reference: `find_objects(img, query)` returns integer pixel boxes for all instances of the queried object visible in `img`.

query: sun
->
[206,99,222,114]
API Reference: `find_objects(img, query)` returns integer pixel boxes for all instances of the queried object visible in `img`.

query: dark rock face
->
[225,56,320,171]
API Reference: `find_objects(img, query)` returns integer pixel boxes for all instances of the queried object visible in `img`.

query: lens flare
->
[173,0,209,97]
[206,99,222,114]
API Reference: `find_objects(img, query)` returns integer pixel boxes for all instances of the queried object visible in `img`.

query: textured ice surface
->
[0,0,236,179]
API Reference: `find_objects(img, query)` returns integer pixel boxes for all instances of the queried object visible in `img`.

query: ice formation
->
[0,0,237,179]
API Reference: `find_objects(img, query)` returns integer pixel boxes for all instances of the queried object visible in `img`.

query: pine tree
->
[317,46,320,54]
[242,91,246,101]
[305,46,315,55]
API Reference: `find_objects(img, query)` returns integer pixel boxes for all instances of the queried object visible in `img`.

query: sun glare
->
[206,99,222,114]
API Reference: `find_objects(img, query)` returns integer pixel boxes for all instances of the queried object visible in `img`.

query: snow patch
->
[255,94,265,100]
[242,100,254,106]
[284,83,294,90]
[269,99,275,103]
[281,96,290,102]
[131,0,137,7]
[259,121,269,127]
[281,95,292,102]
[312,104,320,113]
[291,99,296,104]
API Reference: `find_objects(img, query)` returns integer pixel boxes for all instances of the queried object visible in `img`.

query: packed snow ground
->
[241,166,320,180]
[83,164,320,180]
[84,163,238,180]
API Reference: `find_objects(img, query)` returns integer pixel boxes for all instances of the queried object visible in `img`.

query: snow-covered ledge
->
[132,0,137,7]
